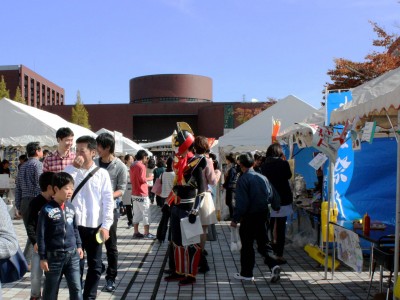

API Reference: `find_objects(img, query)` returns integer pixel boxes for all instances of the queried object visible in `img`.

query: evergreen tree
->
[71,90,91,129]
[13,86,26,104]
[0,76,10,99]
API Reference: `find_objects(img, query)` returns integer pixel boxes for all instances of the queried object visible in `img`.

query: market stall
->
[330,66,400,296]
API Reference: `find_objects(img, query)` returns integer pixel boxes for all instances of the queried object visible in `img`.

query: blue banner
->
[325,90,352,125]
[325,91,354,220]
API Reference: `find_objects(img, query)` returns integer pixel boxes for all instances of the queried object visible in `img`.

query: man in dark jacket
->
[230,152,280,283]
[26,172,54,300]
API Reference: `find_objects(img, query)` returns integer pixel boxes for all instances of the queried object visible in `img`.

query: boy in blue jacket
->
[37,172,84,300]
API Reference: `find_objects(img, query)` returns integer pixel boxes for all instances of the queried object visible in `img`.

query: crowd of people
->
[0,123,294,299]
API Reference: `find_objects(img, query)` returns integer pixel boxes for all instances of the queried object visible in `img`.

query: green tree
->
[0,75,10,99]
[13,86,25,104]
[71,90,91,129]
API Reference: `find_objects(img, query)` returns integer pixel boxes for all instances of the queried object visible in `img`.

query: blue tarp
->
[345,137,397,225]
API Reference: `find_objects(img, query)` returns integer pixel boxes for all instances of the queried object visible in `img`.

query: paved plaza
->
[1,205,385,300]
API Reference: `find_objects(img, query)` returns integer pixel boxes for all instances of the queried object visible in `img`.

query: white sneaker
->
[270,265,281,283]
[233,273,254,281]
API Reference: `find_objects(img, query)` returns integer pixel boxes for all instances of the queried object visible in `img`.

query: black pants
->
[157,206,170,242]
[125,204,133,225]
[269,216,287,257]
[105,210,119,281]
[239,213,277,277]
[78,226,103,300]
[156,196,165,207]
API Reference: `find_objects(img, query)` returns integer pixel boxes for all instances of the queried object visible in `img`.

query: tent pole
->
[324,159,334,279]
[392,136,400,300]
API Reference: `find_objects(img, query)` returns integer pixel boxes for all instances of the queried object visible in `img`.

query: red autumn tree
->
[234,101,274,125]
[325,22,400,92]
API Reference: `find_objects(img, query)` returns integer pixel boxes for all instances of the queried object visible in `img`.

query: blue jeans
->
[42,249,82,300]
[31,251,44,298]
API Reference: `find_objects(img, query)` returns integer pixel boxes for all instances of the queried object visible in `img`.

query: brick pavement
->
[1,205,384,299]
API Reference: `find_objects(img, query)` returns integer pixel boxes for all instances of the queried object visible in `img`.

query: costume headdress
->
[172,122,195,156]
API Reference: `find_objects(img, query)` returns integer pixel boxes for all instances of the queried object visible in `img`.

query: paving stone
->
[1,205,384,299]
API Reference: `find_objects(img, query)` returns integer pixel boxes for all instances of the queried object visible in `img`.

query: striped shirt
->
[43,150,76,173]
[15,158,43,210]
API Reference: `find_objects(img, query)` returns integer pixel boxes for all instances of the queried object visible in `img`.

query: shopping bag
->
[151,178,162,196]
[180,216,202,246]
[230,226,242,252]
[0,246,28,283]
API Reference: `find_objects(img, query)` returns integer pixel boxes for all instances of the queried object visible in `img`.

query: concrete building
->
[0,65,64,107]
[43,73,270,142]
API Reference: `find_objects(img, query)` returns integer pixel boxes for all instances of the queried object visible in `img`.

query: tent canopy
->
[218,95,317,153]
[278,107,325,142]
[139,134,173,149]
[95,128,152,156]
[0,98,96,148]
[330,66,400,127]
[328,67,400,285]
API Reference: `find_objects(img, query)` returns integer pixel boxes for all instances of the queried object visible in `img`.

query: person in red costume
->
[163,122,207,286]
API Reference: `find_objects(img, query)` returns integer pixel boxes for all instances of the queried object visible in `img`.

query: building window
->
[24,75,29,101]
[36,82,41,104]
[47,87,50,105]
[160,97,179,102]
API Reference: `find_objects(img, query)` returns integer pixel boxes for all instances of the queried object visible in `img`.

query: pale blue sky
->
[1,0,399,108]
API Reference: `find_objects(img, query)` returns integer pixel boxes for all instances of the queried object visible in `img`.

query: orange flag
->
[272,117,281,143]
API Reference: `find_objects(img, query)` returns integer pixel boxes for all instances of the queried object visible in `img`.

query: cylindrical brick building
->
[129,74,212,104]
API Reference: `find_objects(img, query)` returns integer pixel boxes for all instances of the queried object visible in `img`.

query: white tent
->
[95,128,152,156]
[278,107,325,141]
[140,135,173,150]
[0,98,97,148]
[218,95,317,153]
[329,66,400,294]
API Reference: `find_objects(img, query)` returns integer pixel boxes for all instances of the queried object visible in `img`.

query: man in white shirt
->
[65,136,114,300]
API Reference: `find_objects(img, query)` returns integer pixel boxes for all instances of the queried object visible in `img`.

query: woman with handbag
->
[122,154,134,229]
[261,143,293,265]
[153,158,166,207]
[195,137,221,274]
[156,157,175,243]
